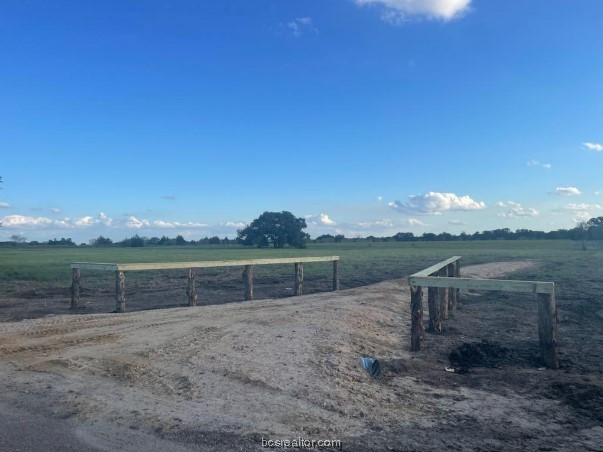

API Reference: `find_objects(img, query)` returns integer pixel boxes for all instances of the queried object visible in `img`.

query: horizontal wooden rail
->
[408,276,555,294]
[72,256,339,272]
[410,256,462,278]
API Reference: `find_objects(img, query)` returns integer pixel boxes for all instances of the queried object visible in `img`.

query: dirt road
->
[0,261,601,451]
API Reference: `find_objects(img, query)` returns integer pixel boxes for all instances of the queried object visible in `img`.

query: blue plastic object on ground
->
[359,357,381,379]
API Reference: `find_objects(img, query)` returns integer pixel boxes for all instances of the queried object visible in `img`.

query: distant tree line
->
[2,216,603,248]
[89,234,238,247]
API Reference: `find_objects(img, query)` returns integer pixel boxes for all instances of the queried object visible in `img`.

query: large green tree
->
[237,211,309,248]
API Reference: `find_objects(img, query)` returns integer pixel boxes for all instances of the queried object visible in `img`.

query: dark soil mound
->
[449,340,510,371]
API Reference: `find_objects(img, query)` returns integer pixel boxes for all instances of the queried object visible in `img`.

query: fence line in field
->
[70,256,340,313]
[408,256,559,369]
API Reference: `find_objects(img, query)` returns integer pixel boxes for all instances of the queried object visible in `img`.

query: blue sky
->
[1,0,602,242]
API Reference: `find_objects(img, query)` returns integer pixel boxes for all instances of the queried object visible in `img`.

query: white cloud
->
[151,220,176,228]
[355,0,471,22]
[557,203,602,212]
[126,216,150,229]
[552,187,581,196]
[497,201,520,208]
[448,219,467,225]
[74,216,95,227]
[583,142,603,152]
[527,159,551,169]
[305,213,337,226]
[97,212,113,226]
[0,213,114,229]
[573,211,591,223]
[375,196,383,203]
[0,215,54,227]
[319,213,336,225]
[0,201,11,208]
[164,220,207,228]
[551,204,600,225]
[222,221,247,229]
[388,192,486,215]
[284,17,318,38]
[406,218,426,226]
[180,222,207,228]
[50,207,61,213]
[497,201,539,218]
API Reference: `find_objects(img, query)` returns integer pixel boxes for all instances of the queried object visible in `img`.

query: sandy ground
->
[0,261,601,451]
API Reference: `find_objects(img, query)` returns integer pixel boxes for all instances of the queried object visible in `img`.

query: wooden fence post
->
[243,265,254,301]
[439,267,449,320]
[427,285,442,333]
[455,260,461,305]
[115,271,126,313]
[447,262,457,318]
[70,268,80,310]
[410,285,424,351]
[332,260,340,291]
[294,263,303,296]
[187,268,198,306]
[538,292,559,369]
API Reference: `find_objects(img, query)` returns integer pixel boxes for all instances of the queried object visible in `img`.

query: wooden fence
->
[408,256,559,369]
[71,256,340,314]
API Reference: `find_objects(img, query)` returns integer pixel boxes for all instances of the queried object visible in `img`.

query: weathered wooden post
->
[428,283,442,333]
[439,267,449,320]
[70,267,81,309]
[115,271,126,313]
[294,263,303,296]
[243,265,254,301]
[538,292,559,369]
[448,261,458,318]
[455,259,461,305]
[410,285,424,351]
[186,268,198,306]
[332,260,340,291]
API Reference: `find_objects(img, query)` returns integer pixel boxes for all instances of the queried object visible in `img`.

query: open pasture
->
[0,240,601,451]
[1,240,600,322]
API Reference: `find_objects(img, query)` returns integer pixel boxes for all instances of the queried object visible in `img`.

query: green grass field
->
[1,240,601,298]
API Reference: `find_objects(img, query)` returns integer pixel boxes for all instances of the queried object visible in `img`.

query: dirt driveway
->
[0,261,601,451]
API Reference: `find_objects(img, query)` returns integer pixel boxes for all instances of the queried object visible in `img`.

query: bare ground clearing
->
[0,261,601,451]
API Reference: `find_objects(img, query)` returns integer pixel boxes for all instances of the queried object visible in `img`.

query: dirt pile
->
[448,340,511,372]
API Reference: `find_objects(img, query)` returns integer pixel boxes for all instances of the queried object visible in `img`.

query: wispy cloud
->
[375,196,383,203]
[497,201,539,217]
[50,207,61,213]
[354,0,472,23]
[126,217,208,229]
[553,203,602,212]
[448,219,468,225]
[552,187,581,196]
[527,159,551,169]
[280,17,318,38]
[388,192,486,215]
[583,142,603,152]
[161,195,176,200]
[0,201,11,208]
